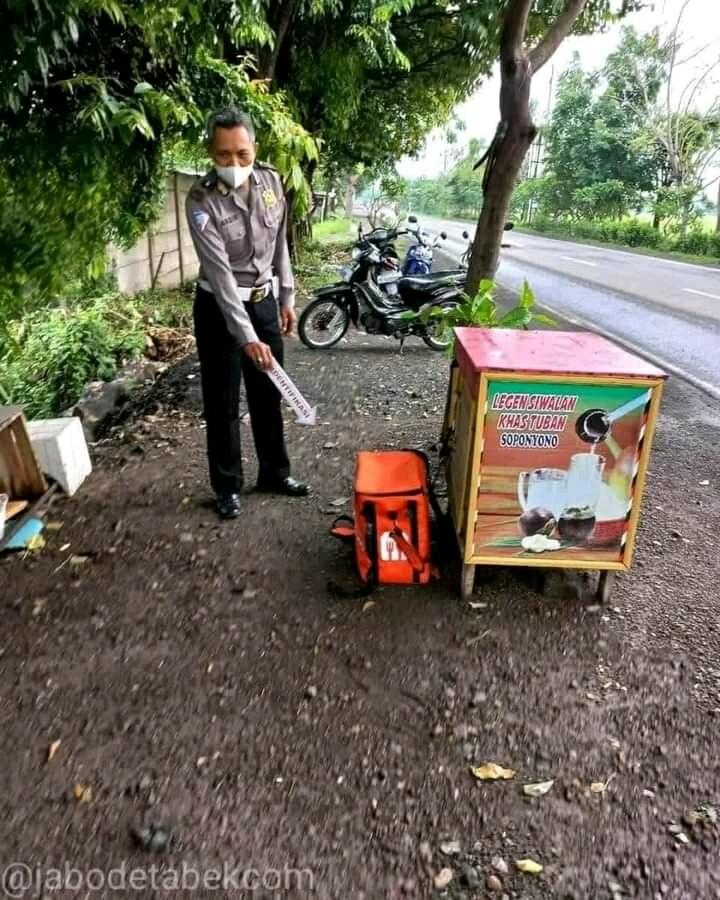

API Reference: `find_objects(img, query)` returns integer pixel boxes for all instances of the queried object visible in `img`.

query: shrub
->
[1,294,146,418]
[674,228,720,258]
[522,216,718,259]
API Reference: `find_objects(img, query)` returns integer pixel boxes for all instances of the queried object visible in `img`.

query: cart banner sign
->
[474,379,653,564]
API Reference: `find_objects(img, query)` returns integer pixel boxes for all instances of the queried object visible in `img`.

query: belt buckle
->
[250,286,265,303]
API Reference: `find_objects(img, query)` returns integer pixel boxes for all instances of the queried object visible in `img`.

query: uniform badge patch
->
[262,189,278,209]
[191,209,210,232]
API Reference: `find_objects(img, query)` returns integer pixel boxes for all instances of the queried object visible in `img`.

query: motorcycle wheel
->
[421,301,457,351]
[298,297,350,349]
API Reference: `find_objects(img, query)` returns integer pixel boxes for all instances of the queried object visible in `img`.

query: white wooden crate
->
[27,417,92,496]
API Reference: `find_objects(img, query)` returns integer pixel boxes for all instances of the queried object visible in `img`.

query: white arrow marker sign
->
[267,361,317,426]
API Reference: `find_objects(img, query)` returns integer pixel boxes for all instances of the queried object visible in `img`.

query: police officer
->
[186,108,308,519]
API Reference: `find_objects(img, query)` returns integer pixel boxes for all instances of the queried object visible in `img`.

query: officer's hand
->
[244,341,274,371]
[280,306,296,336]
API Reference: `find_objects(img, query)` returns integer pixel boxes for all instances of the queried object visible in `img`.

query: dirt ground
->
[2,319,720,900]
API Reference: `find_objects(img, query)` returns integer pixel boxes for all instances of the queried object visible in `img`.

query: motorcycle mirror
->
[407,215,418,223]
[504,222,515,231]
[440,231,447,240]
[462,230,469,239]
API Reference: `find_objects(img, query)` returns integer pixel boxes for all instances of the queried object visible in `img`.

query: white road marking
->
[684,287,720,301]
[561,255,598,267]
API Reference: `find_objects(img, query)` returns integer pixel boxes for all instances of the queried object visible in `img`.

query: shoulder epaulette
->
[189,170,217,201]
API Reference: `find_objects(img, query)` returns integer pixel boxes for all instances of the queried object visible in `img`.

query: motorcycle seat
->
[399,275,457,291]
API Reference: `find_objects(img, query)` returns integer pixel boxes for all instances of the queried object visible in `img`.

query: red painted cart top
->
[455,328,667,381]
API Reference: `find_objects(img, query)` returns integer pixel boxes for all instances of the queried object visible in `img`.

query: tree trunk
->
[466,56,536,294]
[343,173,359,219]
[258,0,298,81]
[716,179,720,233]
[465,0,588,295]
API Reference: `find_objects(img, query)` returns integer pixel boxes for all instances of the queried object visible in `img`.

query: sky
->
[397,0,720,190]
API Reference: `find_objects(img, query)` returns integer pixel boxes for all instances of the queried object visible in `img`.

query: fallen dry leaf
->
[59,543,71,552]
[73,783,92,804]
[470,762,516,781]
[590,781,607,794]
[26,534,46,552]
[362,601,376,612]
[440,840,461,856]
[69,554,90,566]
[48,740,61,762]
[523,780,554,798]
[433,868,454,889]
[32,598,47,617]
[516,858,543,874]
[45,521,63,532]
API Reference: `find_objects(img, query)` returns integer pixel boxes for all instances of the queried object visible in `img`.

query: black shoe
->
[255,476,309,497]
[216,493,241,519]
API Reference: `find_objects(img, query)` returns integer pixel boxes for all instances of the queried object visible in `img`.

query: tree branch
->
[501,0,533,61]
[529,0,589,74]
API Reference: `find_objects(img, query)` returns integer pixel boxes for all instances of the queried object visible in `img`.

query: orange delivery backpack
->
[331,450,435,587]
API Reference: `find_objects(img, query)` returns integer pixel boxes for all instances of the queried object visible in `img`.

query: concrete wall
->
[109,172,200,294]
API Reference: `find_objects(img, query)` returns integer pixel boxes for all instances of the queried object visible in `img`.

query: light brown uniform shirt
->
[185,163,294,345]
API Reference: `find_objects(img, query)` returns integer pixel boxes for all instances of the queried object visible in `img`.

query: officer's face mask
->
[215,163,254,190]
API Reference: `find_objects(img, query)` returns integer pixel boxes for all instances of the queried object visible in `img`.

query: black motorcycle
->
[298,236,461,351]
[368,217,515,295]
[356,218,465,300]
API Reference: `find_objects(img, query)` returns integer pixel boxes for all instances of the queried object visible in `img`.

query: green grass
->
[312,216,354,242]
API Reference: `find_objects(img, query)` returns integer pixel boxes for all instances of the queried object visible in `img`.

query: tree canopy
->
[1,0,642,321]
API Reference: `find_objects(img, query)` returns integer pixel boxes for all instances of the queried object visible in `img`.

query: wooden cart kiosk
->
[443,329,667,602]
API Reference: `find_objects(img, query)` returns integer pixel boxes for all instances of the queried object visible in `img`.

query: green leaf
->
[134,82,153,95]
[499,307,532,328]
[519,279,535,309]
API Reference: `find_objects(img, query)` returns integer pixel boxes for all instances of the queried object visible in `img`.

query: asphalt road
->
[420,214,720,399]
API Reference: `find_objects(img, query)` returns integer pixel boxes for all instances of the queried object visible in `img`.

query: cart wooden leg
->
[596,571,616,604]
[460,563,477,601]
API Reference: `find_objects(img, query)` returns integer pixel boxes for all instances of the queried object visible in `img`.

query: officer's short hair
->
[207,108,256,145]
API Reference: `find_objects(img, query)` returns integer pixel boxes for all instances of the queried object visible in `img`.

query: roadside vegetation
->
[404,18,719,262]
[0,223,349,420]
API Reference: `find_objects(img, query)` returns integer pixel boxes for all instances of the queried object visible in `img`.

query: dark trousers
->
[194,286,290,495]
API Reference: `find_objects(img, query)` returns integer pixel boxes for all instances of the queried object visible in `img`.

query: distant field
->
[634,211,717,232]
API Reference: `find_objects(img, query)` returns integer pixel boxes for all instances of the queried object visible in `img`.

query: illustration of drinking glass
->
[558,453,605,543]
[517,468,567,519]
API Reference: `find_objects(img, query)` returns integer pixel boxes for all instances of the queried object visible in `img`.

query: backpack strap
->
[330,515,355,541]
[327,513,377,599]
[389,526,424,573]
